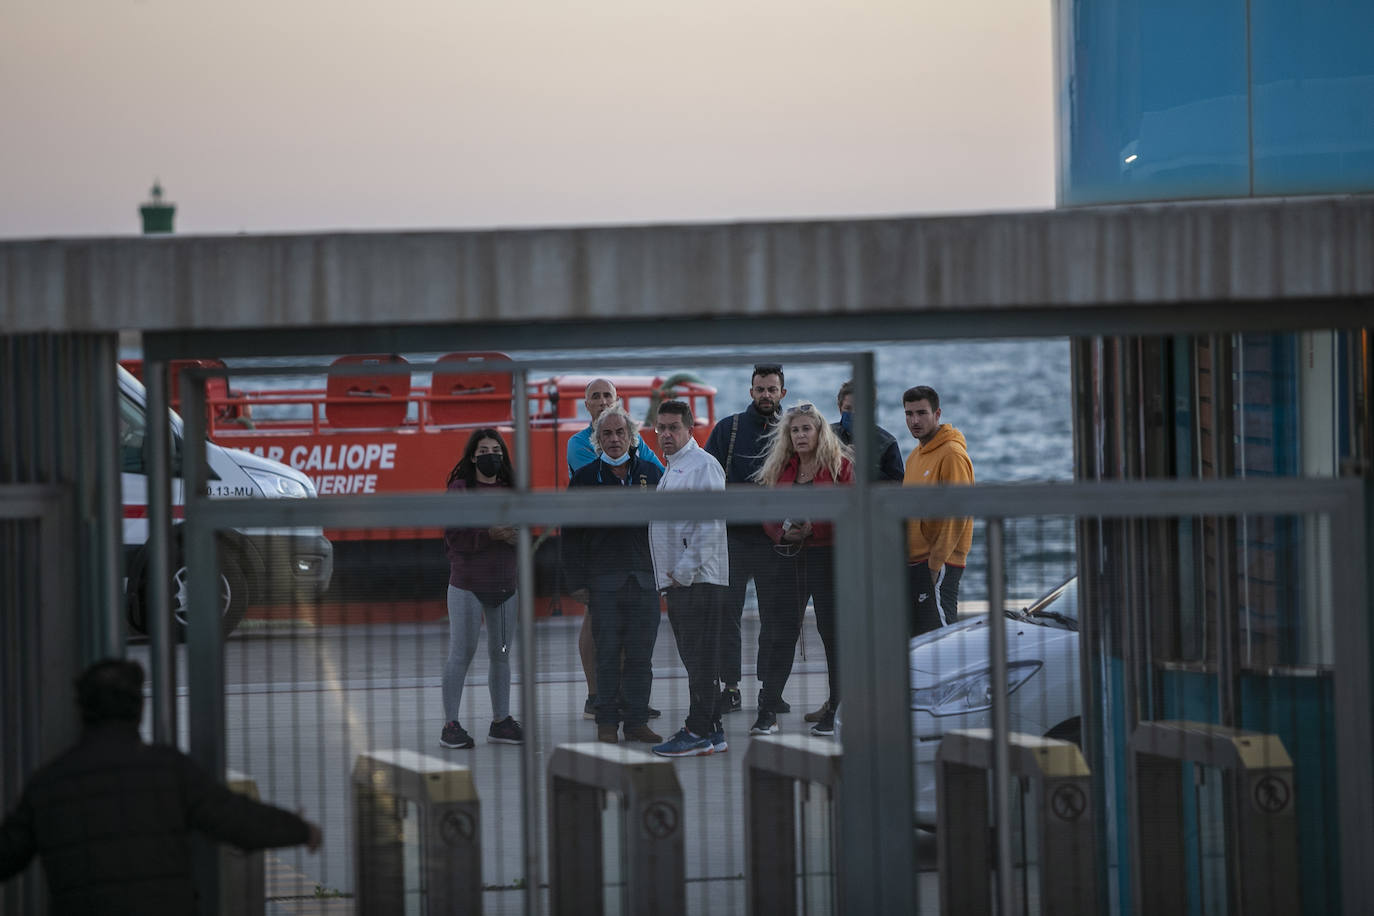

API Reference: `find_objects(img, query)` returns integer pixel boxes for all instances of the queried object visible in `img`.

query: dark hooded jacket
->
[0,721,311,915]
[831,418,905,482]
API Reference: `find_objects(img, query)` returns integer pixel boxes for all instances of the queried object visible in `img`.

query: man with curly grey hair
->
[567,403,666,743]
[565,378,664,720]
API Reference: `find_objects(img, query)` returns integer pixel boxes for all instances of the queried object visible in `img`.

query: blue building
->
[1059,0,1374,205]
[1059,2,1372,911]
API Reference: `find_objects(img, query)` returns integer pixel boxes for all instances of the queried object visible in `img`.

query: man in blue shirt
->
[565,377,663,720]
[566,378,663,478]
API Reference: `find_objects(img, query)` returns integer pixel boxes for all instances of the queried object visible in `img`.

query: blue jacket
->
[567,425,663,479]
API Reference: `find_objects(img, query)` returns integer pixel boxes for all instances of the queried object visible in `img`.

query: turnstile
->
[1132,720,1298,916]
[351,749,481,915]
[548,743,685,916]
[221,769,266,916]
[937,728,1097,916]
[744,734,843,916]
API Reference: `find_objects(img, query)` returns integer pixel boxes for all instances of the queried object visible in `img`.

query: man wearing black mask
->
[704,363,791,715]
[831,379,905,483]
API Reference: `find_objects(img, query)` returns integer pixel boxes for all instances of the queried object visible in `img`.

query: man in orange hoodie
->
[902,386,975,637]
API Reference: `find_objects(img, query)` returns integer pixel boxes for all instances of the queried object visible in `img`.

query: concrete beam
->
[3,195,1372,334]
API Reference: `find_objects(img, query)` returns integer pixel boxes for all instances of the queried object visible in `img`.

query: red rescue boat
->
[119,353,717,617]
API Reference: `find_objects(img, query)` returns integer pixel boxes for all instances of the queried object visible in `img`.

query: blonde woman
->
[748,402,854,737]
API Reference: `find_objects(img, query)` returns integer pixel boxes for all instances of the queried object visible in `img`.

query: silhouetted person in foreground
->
[0,658,321,915]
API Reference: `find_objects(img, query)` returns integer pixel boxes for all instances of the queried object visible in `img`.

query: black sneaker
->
[440,720,474,749]
[757,692,790,714]
[721,686,742,714]
[618,702,663,720]
[584,695,596,720]
[489,716,524,745]
[750,709,779,735]
[810,709,836,737]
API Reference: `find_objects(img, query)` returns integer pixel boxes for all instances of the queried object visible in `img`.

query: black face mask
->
[474,453,503,478]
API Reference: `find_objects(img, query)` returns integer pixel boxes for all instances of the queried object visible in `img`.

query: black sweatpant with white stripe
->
[908,561,964,638]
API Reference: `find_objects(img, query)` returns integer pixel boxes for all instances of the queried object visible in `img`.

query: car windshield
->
[1024,578,1078,630]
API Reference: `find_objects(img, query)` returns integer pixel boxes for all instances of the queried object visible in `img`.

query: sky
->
[1,1,1054,239]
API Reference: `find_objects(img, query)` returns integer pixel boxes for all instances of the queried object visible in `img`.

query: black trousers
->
[757,545,837,711]
[719,528,786,685]
[590,576,660,728]
[908,561,963,638]
[665,582,726,737]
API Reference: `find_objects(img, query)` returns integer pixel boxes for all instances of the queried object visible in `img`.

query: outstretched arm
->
[182,757,317,852]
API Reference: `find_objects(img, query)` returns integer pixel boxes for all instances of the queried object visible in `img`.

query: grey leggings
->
[443,585,516,723]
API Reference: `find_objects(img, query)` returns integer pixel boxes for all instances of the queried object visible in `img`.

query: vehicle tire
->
[130,539,250,642]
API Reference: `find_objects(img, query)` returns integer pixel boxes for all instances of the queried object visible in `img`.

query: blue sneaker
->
[710,729,729,753]
[652,728,714,758]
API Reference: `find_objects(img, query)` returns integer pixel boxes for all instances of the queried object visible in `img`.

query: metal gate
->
[0,486,79,916]
[160,357,1371,915]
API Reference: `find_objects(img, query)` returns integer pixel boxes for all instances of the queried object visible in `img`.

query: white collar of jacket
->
[665,437,700,466]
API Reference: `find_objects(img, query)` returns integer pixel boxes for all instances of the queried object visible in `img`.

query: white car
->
[908,578,1080,826]
[119,365,333,640]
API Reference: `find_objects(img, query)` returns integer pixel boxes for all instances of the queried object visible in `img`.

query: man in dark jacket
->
[568,404,665,744]
[0,659,321,915]
[703,362,790,715]
[831,379,906,482]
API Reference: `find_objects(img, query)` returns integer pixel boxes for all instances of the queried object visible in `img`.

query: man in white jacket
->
[648,400,730,757]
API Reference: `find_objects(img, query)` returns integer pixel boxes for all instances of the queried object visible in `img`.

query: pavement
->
[130,605,940,915]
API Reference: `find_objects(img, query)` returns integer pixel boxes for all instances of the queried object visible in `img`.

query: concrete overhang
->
[2,194,1372,338]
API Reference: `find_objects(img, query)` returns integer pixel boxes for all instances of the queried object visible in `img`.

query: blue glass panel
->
[1058,0,1250,204]
[1251,0,1374,194]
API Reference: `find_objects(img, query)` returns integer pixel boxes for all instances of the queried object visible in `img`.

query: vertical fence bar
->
[511,366,540,916]
[1334,483,1374,914]
[183,368,225,914]
[89,338,124,659]
[836,353,916,916]
[986,518,1014,916]
[144,358,176,746]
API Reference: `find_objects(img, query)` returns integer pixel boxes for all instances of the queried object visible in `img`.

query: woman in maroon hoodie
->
[440,428,524,749]
[749,402,854,738]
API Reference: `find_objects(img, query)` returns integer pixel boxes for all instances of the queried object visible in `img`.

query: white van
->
[118,365,333,639]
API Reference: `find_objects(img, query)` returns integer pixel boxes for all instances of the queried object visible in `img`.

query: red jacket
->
[762,456,854,547]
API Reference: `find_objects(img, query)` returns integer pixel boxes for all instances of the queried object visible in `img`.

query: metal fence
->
[128,355,1370,915]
